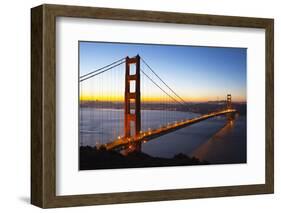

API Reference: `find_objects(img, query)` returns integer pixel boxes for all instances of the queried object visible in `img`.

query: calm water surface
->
[80,108,246,164]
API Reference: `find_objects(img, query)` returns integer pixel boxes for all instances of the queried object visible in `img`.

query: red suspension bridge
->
[79,55,237,152]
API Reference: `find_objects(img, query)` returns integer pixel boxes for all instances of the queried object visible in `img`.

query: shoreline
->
[79,146,209,170]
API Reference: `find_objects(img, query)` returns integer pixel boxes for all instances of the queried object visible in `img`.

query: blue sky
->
[79,41,246,102]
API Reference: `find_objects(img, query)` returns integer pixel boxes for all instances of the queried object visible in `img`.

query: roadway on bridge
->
[103,109,237,150]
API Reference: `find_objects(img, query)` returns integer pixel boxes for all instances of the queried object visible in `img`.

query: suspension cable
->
[80,61,125,82]
[80,57,126,80]
[141,69,186,107]
[141,57,189,105]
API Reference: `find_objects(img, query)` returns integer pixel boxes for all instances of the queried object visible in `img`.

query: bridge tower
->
[124,55,141,151]
[226,94,235,121]
[227,94,232,109]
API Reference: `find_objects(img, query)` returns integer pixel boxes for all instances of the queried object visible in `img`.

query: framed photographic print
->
[31,4,274,208]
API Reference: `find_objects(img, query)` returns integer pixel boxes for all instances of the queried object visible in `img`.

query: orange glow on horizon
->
[80,94,246,103]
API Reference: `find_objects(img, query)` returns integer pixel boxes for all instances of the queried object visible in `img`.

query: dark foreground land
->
[79,146,208,170]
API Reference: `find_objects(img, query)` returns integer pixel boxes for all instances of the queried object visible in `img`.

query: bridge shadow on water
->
[192,116,247,164]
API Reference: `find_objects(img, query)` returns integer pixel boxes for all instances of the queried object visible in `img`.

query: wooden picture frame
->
[31,4,274,208]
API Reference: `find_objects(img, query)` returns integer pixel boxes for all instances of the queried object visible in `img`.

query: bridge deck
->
[102,109,237,150]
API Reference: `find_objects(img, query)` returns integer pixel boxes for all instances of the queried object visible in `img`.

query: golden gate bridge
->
[79,55,237,153]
